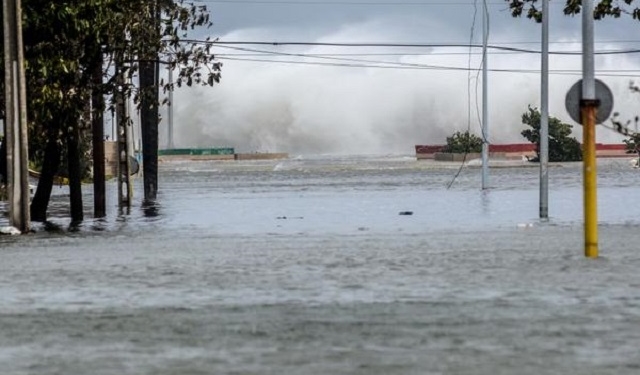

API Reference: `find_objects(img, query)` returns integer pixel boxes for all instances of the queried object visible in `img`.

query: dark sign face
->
[565,79,614,125]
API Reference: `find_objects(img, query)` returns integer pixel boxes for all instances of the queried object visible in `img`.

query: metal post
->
[581,0,598,258]
[481,0,489,189]
[3,0,30,233]
[540,0,549,220]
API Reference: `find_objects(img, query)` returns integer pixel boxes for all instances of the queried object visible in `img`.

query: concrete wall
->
[234,153,289,161]
[434,152,482,162]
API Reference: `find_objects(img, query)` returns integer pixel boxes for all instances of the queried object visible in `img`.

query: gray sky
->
[167,1,640,154]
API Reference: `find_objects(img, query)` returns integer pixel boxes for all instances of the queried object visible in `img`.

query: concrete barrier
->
[234,153,289,161]
[434,152,481,162]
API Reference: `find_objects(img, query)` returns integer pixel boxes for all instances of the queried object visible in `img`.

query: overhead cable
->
[177,39,640,55]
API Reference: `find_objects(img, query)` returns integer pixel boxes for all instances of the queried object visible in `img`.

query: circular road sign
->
[565,79,614,125]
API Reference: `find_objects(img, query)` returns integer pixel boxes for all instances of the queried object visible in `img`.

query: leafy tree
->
[2,0,221,222]
[610,82,640,153]
[622,133,640,153]
[505,0,640,21]
[520,106,582,162]
[507,1,640,158]
[443,131,483,154]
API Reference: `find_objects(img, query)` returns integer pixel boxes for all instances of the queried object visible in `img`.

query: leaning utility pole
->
[3,0,30,233]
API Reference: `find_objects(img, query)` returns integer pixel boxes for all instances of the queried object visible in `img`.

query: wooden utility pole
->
[3,0,30,232]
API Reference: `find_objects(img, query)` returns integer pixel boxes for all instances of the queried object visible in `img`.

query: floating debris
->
[0,226,21,235]
[516,223,534,229]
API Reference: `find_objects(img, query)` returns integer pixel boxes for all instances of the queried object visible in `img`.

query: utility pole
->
[581,0,598,258]
[481,0,489,189]
[3,0,30,233]
[139,2,160,201]
[539,0,549,220]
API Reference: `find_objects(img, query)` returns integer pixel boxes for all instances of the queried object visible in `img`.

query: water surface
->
[1,155,640,374]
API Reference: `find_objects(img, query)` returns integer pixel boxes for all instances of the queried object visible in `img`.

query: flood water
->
[2,155,640,374]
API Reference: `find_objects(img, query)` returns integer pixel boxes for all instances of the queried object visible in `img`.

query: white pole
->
[582,0,595,99]
[481,0,489,189]
[540,0,549,220]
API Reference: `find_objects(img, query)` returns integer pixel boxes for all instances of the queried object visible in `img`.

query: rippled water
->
[1,155,640,374]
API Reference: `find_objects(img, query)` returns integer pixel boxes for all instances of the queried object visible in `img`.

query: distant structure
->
[158,148,288,161]
[415,143,628,160]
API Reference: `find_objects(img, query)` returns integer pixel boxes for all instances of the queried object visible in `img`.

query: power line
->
[213,43,486,70]
[171,41,640,76]
[194,0,511,5]
[181,39,640,55]
[175,44,639,74]
[447,0,479,190]
[215,55,640,78]
[214,51,531,56]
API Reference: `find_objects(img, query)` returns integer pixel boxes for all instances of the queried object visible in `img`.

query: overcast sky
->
[167,1,640,154]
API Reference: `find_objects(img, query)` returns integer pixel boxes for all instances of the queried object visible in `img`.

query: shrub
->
[520,106,582,162]
[443,131,483,154]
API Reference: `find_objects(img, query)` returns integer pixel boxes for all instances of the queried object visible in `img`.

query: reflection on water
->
[480,189,492,215]
[2,155,640,374]
[141,199,161,219]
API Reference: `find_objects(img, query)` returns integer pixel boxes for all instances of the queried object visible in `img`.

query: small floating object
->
[398,211,413,216]
[516,223,534,229]
[0,226,21,235]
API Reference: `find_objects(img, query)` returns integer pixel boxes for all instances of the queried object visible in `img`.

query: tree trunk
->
[92,62,106,218]
[30,136,61,222]
[140,59,158,201]
[0,132,6,185]
[67,126,83,222]
[139,4,160,202]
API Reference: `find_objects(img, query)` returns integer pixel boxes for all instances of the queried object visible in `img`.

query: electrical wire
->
[189,40,640,55]
[213,43,472,70]
[446,0,479,190]
[193,0,509,5]
[192,44,640,76]
[207,55,640,77]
